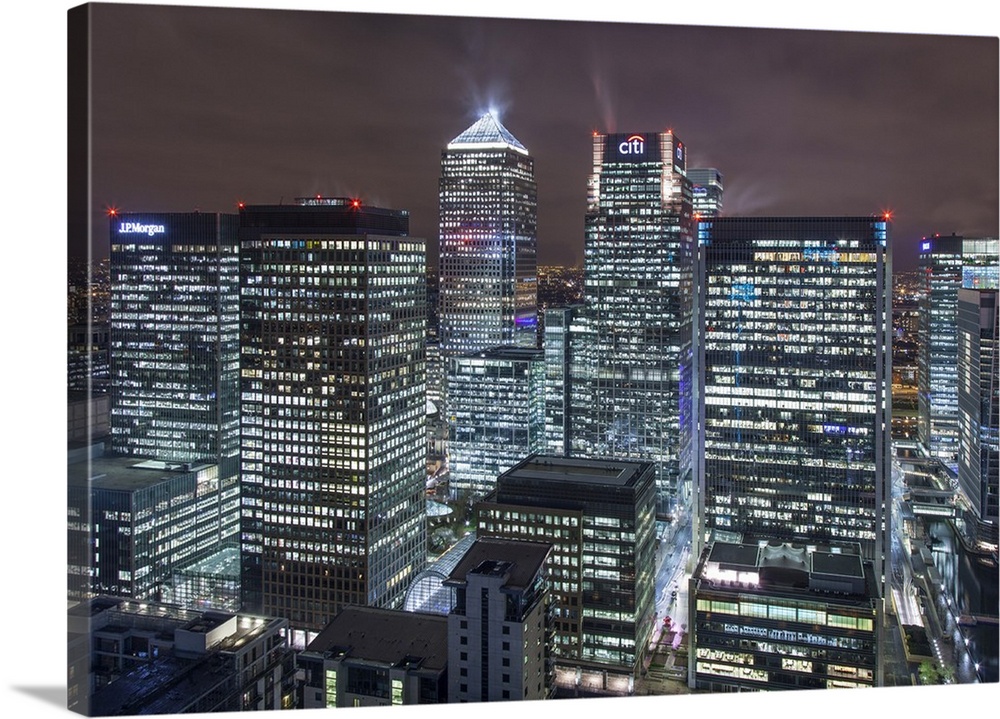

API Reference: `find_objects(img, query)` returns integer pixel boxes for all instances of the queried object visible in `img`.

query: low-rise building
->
[299,606,449,708]
[689,540,881,691]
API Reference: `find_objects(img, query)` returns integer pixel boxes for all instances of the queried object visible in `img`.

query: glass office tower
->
[917,234,964,464]
[957,288,999,548]
[448,347,545,498]
[438,113,537,356]
[695,216,892,585]
[239,198,427,641]
[575,131,694,516]
[687,168,724,218]
[109,212,240,464]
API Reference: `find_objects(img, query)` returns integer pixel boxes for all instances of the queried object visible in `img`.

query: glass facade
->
[438,114,537,356]
[448,347,545,498]
[696,217,892,583]
[917,234,964,463]
[239,199,427,635]
[957,288,999,545]
[476,456,657,676]
[690,542,880,692]
[109,212,240,465]
[543,306,580,457]
[574,131,694,515]
[687,168,724,218]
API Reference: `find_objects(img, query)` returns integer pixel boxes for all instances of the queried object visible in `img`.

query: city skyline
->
[71,3,997,272]
[37,8,996,711]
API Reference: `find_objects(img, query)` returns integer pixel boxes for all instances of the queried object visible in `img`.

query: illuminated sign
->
[119,222,166,236]
[618,135,645,155]
[921,241,932,252]
[676,142,684,161]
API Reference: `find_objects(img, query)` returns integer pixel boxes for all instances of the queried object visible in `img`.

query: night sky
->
[77,2,998,271]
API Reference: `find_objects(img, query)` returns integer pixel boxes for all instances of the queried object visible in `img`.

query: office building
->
[957,287,999,548]
[109,212,240,466]
[917,234,964,463]
[299,606,449,708]
[438,113,537,356]
[687,168,724,218]
[689,540,881,691]
[543,305,581,457]
[67,449,239,605]
[69,597,294,715]
[239,197,427,641]
[448,347,545,498]
[575,130,694,515]
[477,455,657,691]
[696,217,892,584]
[444,537,552,702]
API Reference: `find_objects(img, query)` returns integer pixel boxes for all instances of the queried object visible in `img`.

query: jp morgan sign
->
[118,222,166,237]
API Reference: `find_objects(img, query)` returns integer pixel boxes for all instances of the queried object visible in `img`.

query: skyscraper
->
[695,216,892,584]
[687,168,724,218]
[957,287,998,548]
[575,130,694,515]
[109,212,240,465]
[239,197,427,642]
[438,113,537,356]
[476,455,657,689]
[448,347,546,498]
[917,234,964,464]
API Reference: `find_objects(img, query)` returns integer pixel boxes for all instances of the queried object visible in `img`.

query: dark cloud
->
[82,5,998,270]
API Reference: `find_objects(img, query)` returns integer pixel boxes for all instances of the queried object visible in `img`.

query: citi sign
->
[118,222,166,236]
[618,134,646,155]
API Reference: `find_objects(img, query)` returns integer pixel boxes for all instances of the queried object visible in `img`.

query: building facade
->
[476,455,657,689]
[109,212,240,466]
[574,130,694,516]
[438,113,538,356]
[299,606,449,708]
[70,597,295,716]
[239,198,427,641]
[67,451,238,605]
[957,287,999,547]
[695,217,892,585]
[917,234,965,463]
[444,537,552,702]
[543,305,581,457]
[687,167,724,218]
[448,347,545,498]
[689,540,881,692]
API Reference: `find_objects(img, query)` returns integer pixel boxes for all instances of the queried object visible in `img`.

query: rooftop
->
[500,454,650,488]
[445,537,550,591]
[67,455,211,491]
[306,607,448,671]
[447,113,528,154]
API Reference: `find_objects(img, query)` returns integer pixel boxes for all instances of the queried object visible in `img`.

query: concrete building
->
[299,606,449,708]
[239,197,427,641]
[444,537,552,702]
[688,540,881,691]
[477,455,657,691]
[68,596,294,716]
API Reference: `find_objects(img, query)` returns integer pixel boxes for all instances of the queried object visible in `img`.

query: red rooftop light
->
[352,199,361,208]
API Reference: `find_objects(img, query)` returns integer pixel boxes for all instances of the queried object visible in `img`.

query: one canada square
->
[694,216,892,584]
[575,131,694,515]
[438,113,537,356]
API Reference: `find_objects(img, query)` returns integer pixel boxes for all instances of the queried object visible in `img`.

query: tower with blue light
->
[694,216,892,585]
[575,130,695,517]
[438,113,538,356]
